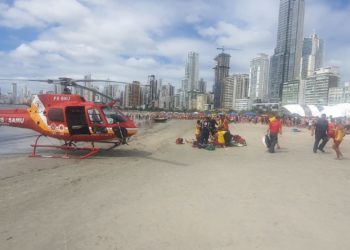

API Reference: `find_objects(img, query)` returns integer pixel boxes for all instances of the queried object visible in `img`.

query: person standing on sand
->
[199,116,210,146]
[218,115,229,132]
[332,119,346,160]
[195,120,201,141]
[209,116,218,137]
[311,114,329,153]
[267,114,282,153]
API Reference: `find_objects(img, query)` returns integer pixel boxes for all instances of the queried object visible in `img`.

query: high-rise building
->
[140,85,150,109]
[176,89,186,110]
[148,75,159,108]
[159,83,175,110]
[123,81,141,108]
[198,78,207,93]
[249,53,269,102]
[185,52,199,92]
[103,83,119,103]
[269,0,305,102]
[328,86,350,105]
[174,93,180,110]
[54,83,64,94]
[222,74,249,110]
[305,67,340,105]
[301,32,324,79]
[196,93,209,111]
[12,82,17,104]
[83,74,93,101]
[281,79,301,105]
[130,81,141,108]
[214,53,230,108]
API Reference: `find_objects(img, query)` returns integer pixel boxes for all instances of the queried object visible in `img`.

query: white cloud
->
[198,21,272,49]
[10,44,39,58]
[0,0,90,28]
[125,57,157,68]
[0,0,349,92]
[186,14,201,24]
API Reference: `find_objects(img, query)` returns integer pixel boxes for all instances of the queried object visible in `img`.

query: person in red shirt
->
[267,115,282,153]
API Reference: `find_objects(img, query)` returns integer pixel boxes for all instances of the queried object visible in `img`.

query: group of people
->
[312,114,346,160]
[266,113,346,159]
[195,115,231,148]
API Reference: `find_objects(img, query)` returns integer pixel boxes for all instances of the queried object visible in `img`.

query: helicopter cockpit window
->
[48,108,65,122]
[88,109,102,123]
[102,106,127,124]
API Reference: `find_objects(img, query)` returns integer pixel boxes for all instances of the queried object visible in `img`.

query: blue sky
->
[0,0,349,93]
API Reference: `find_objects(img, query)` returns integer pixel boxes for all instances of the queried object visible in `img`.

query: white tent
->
[282,104,305,116]
[282,103,350,118]
[321,103,350,118]
[307,105,321,117]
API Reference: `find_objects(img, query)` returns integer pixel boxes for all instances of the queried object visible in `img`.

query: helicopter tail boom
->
[0,108,35,129]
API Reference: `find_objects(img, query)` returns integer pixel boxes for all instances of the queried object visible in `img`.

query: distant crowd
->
[125,111,350,130]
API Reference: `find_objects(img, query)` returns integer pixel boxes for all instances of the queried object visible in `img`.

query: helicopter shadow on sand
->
[95,148,189,167]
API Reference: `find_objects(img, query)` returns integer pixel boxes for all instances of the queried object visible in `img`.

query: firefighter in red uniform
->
[267,115,282,153]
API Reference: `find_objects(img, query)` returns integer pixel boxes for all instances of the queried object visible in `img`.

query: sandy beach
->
[1,120,350,250]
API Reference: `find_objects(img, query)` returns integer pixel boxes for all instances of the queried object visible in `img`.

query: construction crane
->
[217,46,241,53]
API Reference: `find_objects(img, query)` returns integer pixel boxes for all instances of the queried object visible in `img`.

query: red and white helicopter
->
[0,78,138,159]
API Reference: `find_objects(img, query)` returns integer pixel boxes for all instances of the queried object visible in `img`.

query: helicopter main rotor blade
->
[0,78,59,83]
[0,77,145,103]
[74,79,131,85]
[69,82,116,102]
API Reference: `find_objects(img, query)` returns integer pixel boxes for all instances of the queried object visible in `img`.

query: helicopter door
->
[65,106,90,135]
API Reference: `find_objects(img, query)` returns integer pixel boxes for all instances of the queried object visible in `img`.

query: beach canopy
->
[307,105,321,117]
[282,103,350,118]
[282,105,305,117]
[321,103,350,118]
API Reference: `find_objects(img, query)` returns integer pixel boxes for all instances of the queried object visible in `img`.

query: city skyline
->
[0,0,349,93]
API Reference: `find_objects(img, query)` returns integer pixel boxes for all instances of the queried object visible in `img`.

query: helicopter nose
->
[113,120,137,139]
[124,119,138,136]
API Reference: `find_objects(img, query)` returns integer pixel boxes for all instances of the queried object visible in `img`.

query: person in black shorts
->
[311,114,329,153]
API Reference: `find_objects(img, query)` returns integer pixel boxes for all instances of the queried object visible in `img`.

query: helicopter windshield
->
[88,108,103,123]
[102,106,128,124]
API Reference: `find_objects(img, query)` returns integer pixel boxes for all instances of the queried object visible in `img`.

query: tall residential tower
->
[269,0,305,102]
[185,51,199,92]
[249,53,269,102]
[213,53,230,108]
[301,32,324,79]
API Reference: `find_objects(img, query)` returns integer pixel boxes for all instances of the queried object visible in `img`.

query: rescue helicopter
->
[0,77,138,159]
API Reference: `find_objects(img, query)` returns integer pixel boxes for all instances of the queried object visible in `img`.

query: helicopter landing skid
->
[30,135,100,159]
[92,139,127,151]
